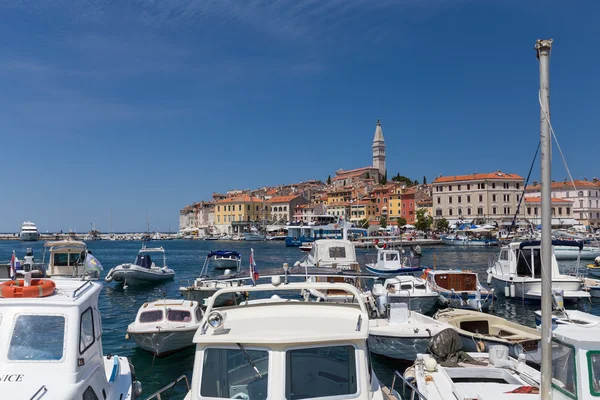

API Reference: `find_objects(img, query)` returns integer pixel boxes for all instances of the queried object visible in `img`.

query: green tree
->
[414,209,433,231]
[327,175,331,185]
[423,176,427,185]
[396,217,407,227]
[379,171,387,185]
[379,216,387,229]
[357,218,369,228]
[435,218,449,232]
[365,172,370,179]
[391,174,414,187]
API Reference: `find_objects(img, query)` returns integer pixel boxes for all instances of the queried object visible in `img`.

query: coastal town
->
[179,119,600,238]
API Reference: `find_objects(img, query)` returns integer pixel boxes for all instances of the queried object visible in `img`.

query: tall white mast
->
[536,37,553,400]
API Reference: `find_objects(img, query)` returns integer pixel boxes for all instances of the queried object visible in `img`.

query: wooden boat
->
[425,269,494,311]
[434,308,541,363]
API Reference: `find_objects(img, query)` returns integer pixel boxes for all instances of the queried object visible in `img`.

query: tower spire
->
[372,119,386,179]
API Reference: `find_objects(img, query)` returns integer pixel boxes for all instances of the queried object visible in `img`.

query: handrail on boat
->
[29,385,47,400]
[390,370,427,400]
[72,280,93,298]
[145,374,190,400]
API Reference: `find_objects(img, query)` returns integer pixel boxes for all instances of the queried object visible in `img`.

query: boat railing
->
[72,280,94,299]
[29,385,48,400]
[144,374,190,400]
[390,370,427,400]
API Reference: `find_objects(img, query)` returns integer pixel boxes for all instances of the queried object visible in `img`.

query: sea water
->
[1,240,597,398]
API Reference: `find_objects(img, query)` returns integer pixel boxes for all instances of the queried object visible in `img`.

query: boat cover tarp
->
[519,240,583,250]
[427,328,485,367]
[134,255,152,268]
[208,250,241,258]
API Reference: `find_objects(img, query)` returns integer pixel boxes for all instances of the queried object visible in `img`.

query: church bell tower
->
[372,119,386,180]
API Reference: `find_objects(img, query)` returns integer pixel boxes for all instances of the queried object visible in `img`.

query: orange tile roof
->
[524,196,573,203]
[216,195,263,203]
[267,195,301,203]
[434,171,524,183]
[328,202,351,207]
[526,180,600,191]
[266,188,279,196]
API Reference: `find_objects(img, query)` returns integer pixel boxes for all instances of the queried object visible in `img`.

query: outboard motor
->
[23,248,34,272]
[373,284,388,316]
[551,289,565,311]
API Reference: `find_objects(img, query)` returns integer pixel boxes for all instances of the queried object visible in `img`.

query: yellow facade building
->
[214,195,269,234]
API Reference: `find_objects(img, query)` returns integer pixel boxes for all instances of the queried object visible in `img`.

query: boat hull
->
[20,232,39,241]
[243,233,266,241]
[107,264,175,285]
[365,264,423,276]
[489,275,588,301]
[441,237,498,247]
[368,335,431,361]
[285,235,313,247]
[129,329,197,356]
[555,246,600,260]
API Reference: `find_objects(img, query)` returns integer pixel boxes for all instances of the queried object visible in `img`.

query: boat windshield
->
[53,252,83,266]
[286,345,357,400]
[552,340,577,398]
[167,309,191,322]
[139,310,163,323]
[516,248,542,278]
[588,351,600,395]
[134,254,153,268]
[328,247,347,259]
[200,348,269,399]
[8,315,66,361]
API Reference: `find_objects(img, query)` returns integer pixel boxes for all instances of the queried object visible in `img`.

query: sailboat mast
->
[536,38,553,400]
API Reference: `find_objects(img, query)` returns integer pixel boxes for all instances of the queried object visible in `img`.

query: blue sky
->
[1,0,598,232]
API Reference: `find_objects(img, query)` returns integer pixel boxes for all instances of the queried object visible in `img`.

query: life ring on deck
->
[0,279,56,298]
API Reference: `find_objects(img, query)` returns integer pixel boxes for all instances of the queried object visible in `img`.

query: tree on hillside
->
[327,175,332,185]
[391,173,414,187]
[396,217,407,227]
[379,216,387,229]
[414,209,433,231]
[379,171,387,185]
[423,176,427,185]
[435,218,449,232]
[413,179,419,186]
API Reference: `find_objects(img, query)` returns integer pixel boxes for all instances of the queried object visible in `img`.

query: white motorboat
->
[365,248,423,276]
[400,331,541,400]
[105,245,174,286]
[441,228,499,246]
[487,240,589,301]
[19,220,39,241]
[425,269,495,311]
[586,257,600,278]
[372,276,440,314]
[207,250,242,270]
[368,301,450,361]
[0,278,141,399]
[243,226,266,241]
[534,309,600,328]
[297,238,359,270]
[179,250,244,306]
[156,279,400,400]
[434,308,541,363]
[43,240,103,280]
[127,299,203,356]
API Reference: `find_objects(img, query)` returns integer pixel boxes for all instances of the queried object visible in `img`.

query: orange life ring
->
[0,279,56,298]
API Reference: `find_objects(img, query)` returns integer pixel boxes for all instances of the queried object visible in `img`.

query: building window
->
[535,207,538,215]
[217,206,220,212]
[477,207,484,215]
[437,197,441,204]
[503,182,509,189]
[436,209,442,216]
[458,185,461,191]
[449,185,452,191]
[458,208,462,215]
[458,196,462,203]
[217,216,220,222]
[566,207,570,214]
[492,207,497,215]
[527,207,532,215]
[467,195,471,203]
[449,197,453,204]
[504,207,511,215]
[492,183,496,189]
[492,194,496,202]
[478,194,483,202]
[516,183,520,189]
[238,205,242,211]
[449,209,453,216]
[467,184,471,190]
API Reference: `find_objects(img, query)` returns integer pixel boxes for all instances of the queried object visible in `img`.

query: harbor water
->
[1,240,597,398]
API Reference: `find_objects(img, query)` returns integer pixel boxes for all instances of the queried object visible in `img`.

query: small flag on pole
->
[10,251,17,280]
[249,248,258,286]
[85,253,104,272]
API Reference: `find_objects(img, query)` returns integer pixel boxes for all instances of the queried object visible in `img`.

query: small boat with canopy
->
[105,245,174,286]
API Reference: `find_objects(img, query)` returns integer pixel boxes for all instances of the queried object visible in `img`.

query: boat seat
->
[388,303,409,325]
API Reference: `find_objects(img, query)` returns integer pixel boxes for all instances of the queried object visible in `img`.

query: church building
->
[331,119,387,187]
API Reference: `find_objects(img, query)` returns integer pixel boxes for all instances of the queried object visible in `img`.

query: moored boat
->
[365,247,423,276]
[434,308,541,363]
[208,250,242,270]
[0,278,141,399]
[19,220,39,241]
[105,245,174,286]
[426,269,494,311]
[127,299,203,356]
[372,275,440,314]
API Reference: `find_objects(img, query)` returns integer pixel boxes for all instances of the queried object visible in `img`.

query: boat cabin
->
[0,280,135,399]
[305,239,358,270]
[185,281,387,400]
[551,326,600,400]
[496,240,581,279]
[44,240,98,279]
[135,299,203,325]
[135,246,166,268]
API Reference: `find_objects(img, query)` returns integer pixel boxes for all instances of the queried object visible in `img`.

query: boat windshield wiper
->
[237,343,263,378]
